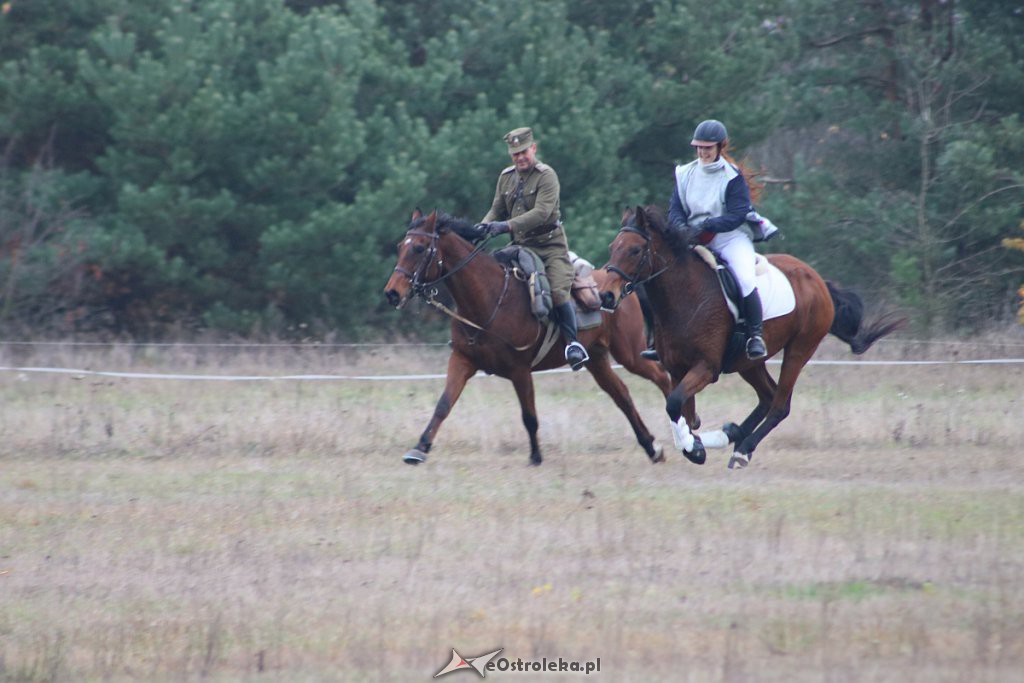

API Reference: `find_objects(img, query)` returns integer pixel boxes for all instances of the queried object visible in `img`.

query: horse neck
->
[436,233,509,315]
[645,245,718,316]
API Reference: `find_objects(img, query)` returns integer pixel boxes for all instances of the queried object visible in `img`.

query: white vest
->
[674,159,739,228]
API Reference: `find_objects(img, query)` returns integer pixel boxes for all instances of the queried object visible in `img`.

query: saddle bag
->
[569,251,602,312]
[529,271,553,319]
[495,245,552,320]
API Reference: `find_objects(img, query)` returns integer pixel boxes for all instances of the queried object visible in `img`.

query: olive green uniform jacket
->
[482,162,574,306]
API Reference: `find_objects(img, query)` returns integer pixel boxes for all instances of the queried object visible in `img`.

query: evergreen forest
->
[2,0,1023,340]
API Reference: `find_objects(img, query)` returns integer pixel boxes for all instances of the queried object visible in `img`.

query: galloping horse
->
[600,205,906,469]
[383,209,673,466]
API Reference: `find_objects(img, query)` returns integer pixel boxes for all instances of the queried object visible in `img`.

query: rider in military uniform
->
[475,127,589,370]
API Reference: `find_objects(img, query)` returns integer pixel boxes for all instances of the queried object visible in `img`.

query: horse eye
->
[628,246,642,257]
[412,244,426,254]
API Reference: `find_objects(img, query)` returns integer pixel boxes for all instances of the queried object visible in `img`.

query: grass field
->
[1,339,1022,682]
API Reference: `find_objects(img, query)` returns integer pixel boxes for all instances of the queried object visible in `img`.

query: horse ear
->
[411,208,423,221]
[634,205,649,229]
[424,209,438,231]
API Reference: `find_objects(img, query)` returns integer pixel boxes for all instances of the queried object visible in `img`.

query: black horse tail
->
[826,281,908,355]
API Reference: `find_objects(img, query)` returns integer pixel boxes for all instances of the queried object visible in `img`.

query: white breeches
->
[708,230,757,297]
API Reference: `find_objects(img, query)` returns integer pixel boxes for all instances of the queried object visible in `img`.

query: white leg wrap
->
[700,430,730,449]
[671,417,695,453]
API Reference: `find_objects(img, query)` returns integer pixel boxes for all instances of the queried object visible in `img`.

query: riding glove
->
[487,221,510,237]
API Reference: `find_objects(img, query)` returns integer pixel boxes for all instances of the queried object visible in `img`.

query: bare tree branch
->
[809,26,895,49]
[939,184,1024,235]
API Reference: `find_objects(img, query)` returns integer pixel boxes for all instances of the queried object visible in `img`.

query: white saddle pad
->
[723,255,795,321]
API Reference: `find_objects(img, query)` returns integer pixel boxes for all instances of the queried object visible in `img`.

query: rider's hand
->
[472,222,489,238]
[487,221,510,237]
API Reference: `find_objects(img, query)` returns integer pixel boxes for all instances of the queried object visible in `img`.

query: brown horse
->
[600,205,906,469]
[383,209,674,466]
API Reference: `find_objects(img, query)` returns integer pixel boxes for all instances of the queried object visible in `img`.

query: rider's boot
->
[554,302,589,370]
[742,288,767,360]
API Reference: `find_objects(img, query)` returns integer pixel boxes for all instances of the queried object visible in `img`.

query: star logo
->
[433,648,503,678]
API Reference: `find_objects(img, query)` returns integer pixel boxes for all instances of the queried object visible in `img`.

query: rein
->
[604,224,672,306]
[394,229,493,292]
[396,228,540,351]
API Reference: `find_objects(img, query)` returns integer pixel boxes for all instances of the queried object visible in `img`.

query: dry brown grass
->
[1,338,1022,682]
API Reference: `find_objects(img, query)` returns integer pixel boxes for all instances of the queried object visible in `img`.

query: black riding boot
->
[636,284,659,361]
[742,289,767,360]
[554,302,589,370]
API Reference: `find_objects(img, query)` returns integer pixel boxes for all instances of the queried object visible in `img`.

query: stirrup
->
[745,335,767,360]
[565,341,589,371]
[640,348,659,361]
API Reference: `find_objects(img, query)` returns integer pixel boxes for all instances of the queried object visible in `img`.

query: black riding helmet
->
[691,119,728,145]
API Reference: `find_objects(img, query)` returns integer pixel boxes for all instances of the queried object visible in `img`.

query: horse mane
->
[412,211,483,244]
[638,204,694,257]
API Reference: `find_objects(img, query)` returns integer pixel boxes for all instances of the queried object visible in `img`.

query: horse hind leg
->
[609,329,674,399]
[708,364,776,460]
[730,352,809,469]
[509,369,543,465]
[404,351,477,464]
[585,348,663,463]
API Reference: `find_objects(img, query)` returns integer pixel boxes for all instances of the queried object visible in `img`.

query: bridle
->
[603,224,671,307]
[393,227,505,297]
[392,229,440,292]
[392,228,538,350]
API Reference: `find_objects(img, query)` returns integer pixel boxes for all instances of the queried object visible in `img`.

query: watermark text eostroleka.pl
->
[434,648,601,678]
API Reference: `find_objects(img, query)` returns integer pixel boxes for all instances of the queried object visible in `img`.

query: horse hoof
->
[403,449,428,465]
[683,442,706,465]
[728,452,750,469]
[649,443,665,464]
[529,455,543,466]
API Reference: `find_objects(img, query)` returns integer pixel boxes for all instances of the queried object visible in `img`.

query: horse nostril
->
[600,291,614,309]
[385,289,399,307]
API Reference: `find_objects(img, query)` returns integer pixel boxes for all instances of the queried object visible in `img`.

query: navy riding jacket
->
[668,171,752,234]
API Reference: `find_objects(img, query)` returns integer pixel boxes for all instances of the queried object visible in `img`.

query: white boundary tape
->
[1,358,1022,382]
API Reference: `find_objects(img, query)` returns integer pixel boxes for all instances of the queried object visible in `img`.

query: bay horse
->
[600,205,906,469]
[383,209,674,466]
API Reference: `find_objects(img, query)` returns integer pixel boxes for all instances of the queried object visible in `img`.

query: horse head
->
[600,205,673,310]
[384,209,445,309]
[384,209,486,309]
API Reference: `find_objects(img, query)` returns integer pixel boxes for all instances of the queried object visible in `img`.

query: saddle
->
[494,246,603,322]
[495,246,552,319]
[691,244,769,320]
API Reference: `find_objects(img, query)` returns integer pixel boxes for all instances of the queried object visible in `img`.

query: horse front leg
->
[585,347,663,463]
[666,364,715,465]
[403,351,477,464]
[509,369,542,465]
